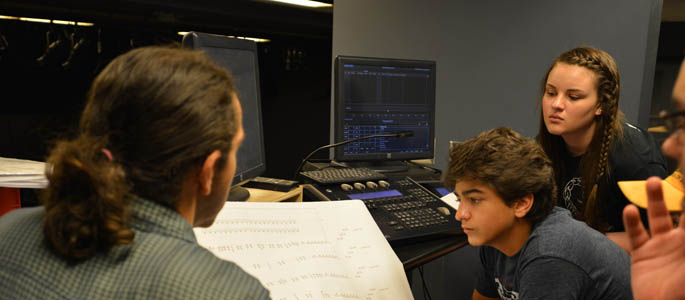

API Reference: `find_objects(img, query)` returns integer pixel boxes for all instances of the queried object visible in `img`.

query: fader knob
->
[353,182,366,190]
[366,181,378,189]
[378,180,390,188]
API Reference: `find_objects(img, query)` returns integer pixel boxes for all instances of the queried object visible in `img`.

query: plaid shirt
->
[0,197,270,299]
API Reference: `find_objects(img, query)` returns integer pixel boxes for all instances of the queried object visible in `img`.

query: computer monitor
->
[332,55,436,172]
[182,32,266,187]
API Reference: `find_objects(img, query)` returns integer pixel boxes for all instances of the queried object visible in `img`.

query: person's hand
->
[623,176,685,300]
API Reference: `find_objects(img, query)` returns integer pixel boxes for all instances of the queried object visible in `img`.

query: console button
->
[340,183,354,192]
[436,206,451,216]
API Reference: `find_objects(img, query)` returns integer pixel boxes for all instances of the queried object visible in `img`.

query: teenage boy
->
[445,127,631,300]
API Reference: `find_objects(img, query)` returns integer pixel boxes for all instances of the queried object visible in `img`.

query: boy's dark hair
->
[444,127,557,224]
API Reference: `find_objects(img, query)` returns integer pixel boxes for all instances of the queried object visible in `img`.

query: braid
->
[583,111,615,231]
[597,114,614,179]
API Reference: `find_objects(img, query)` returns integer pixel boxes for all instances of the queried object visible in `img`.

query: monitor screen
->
[332,56,436,166]
[183,32,266,184]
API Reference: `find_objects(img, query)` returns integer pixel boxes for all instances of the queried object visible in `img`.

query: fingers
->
[645,177,674,236]
[623,204,649,251]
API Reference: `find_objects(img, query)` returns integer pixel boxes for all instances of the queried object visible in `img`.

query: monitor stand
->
[227,185,250,202]
[342,160,409,173]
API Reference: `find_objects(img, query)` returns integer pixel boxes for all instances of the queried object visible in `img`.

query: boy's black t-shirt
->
[475,207,632,300]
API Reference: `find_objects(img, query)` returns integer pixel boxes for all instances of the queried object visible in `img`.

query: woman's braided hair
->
[537,46,624,231]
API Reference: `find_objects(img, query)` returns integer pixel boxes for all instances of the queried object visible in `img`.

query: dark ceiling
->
[3,0,680,41]
[0,0,333,40]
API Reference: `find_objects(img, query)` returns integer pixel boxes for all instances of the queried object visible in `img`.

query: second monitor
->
[332,56,436,172]
[183,32,266,201]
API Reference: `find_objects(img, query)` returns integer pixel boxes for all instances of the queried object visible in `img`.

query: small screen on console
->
[433,187,451,197]
[347,189,402,200]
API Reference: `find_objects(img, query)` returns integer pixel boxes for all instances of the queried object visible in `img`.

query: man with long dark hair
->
[0,46,269,299]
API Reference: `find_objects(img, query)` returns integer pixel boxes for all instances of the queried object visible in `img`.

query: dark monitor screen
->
[183,32,266,184]
[332,56,436,164]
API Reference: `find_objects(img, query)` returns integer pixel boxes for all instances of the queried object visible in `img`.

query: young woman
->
[537,46,667,250]
[0,46,269,299]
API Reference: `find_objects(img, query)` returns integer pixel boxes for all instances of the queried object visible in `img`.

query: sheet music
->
[194,200,413,300]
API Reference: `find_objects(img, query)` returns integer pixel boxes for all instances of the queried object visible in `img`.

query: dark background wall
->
[651,21,685,123]
[0,0,333,180]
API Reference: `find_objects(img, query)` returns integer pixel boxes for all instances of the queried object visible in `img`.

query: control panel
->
[304,177,462,245]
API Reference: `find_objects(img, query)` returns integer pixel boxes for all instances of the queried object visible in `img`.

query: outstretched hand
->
[623,176,685,300]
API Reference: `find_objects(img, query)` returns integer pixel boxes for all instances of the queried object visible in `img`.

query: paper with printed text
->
[194,200,413,300]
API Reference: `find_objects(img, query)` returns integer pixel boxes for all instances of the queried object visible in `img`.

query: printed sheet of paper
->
[194,200,413,300]
[440,192,459,211]
[0,157,48,188]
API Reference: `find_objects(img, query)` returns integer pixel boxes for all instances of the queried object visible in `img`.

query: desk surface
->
[244,185,302,202]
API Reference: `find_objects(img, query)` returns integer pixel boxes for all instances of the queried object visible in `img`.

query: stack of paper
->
[0,157,48,189]
[194,200,414,300]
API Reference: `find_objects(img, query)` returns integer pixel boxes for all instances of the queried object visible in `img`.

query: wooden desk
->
[244,186,303,203]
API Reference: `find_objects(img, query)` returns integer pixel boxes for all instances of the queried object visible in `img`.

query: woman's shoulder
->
[610,122,667,177]
[613,122,660,154]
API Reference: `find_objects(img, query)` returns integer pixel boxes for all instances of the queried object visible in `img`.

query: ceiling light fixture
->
[177,32,270,43]
[269,0,332,8]
[19,17,51,23]
[0,15,93,26]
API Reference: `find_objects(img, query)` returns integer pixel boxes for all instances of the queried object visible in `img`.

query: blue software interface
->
[340,63,433,156]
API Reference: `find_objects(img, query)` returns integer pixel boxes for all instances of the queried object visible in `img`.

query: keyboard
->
[300,167,387,184]
[363,178,459,244]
